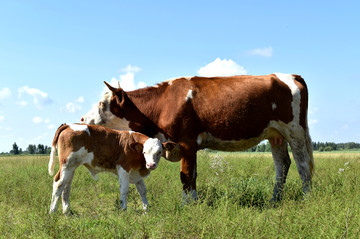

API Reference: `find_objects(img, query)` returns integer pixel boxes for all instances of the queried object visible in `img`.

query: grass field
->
[1,151,359,238]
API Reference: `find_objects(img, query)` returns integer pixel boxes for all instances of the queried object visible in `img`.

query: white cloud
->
[32,116,43,124]
[248,47,273,57]
[103,69,147,95]
[308,105,318,126]
[66,102,82,113]
[197,58,247,77]
[0,115,4,122]
[47,124,55,130]
[77,96,84,103]
[0,88,11,101]
[119,72,147,91]
[309,119,318,126]
[16,100,28,107]
[121,64,142,73]
[18,86,52,109]
[65,96,85,113]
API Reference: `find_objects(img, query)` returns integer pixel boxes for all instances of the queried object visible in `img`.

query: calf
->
[48,123,175,214]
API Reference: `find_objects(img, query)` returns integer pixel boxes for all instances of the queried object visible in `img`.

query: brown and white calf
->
[81,74,314,202]
[48,123,175,214]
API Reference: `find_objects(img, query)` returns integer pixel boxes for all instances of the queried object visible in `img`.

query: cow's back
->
[157,74,300,141]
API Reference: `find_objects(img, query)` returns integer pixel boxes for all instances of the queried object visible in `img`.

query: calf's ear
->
[162,141,177,150]
[130,143,143,153]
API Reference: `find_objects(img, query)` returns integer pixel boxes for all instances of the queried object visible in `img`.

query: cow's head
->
[81,82,182,162]
[131,139,177,170]
[80,82,132,130]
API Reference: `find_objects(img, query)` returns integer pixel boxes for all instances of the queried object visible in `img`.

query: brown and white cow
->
[81,73,314,202]
[48,123,175,214]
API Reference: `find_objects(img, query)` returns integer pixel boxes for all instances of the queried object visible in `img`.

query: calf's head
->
[131,139,176,170]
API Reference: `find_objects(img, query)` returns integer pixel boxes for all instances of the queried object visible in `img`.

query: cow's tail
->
[305,122,315,180]
[294,74,314,180]
[48,124,68,176]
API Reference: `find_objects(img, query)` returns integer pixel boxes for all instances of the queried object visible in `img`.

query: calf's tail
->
[48,124,68,176]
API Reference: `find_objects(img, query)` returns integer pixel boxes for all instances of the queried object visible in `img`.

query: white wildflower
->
[210,153,229,176]
[338,168,345,174]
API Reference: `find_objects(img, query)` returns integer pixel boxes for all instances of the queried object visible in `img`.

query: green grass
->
[0,152,359,238]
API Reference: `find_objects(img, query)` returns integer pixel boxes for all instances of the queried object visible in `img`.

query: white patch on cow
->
[165,77,179,86]
[272,103,277,111]
[185,90,193,101]
[81,91,131,130]
[165,76,193,86]
[143,138,163,169]
[72,147,119,179]
[69,124,90,135]
[274,73,301,125]
[129,131,134,135]
[68,147,94,166]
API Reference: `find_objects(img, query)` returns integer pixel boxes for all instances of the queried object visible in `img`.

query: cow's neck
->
[126,85,166,126]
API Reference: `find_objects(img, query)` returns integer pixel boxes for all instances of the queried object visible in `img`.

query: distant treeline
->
[0,142,52,155]
[1,141,360,155]
[246,141,360,152]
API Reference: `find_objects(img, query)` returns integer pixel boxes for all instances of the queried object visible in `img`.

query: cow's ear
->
[130,142,143,153]
[162,141,177,150]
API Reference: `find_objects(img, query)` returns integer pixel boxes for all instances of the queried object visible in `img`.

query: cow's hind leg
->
[49,166,76,214]
[270,139,291,202]
[288,137,312,196]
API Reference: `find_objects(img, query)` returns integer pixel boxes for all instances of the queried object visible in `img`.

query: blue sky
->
[0,0,359,153]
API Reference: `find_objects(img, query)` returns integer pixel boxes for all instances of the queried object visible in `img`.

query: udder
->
[267,128,285,147]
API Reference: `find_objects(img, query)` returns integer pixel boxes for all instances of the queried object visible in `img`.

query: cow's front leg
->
[117,166,130,210]
[135,179,149,210]
[179,142,198,203]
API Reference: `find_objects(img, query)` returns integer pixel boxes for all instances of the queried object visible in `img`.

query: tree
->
[324,146,333,151]
[256,143,266,152]
[27,144,36,154]
[12,142,19,155]
[265,142,272,152]
[37,144,45,154]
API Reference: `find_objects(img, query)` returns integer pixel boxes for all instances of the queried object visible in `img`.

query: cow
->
[81,73,314,202]
[48,123,176,214]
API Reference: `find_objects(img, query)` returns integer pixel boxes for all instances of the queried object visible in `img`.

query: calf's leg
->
[61,170,75,215]
[135,179,149,210]
[49,166,76,214]
[117,166,130,210]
